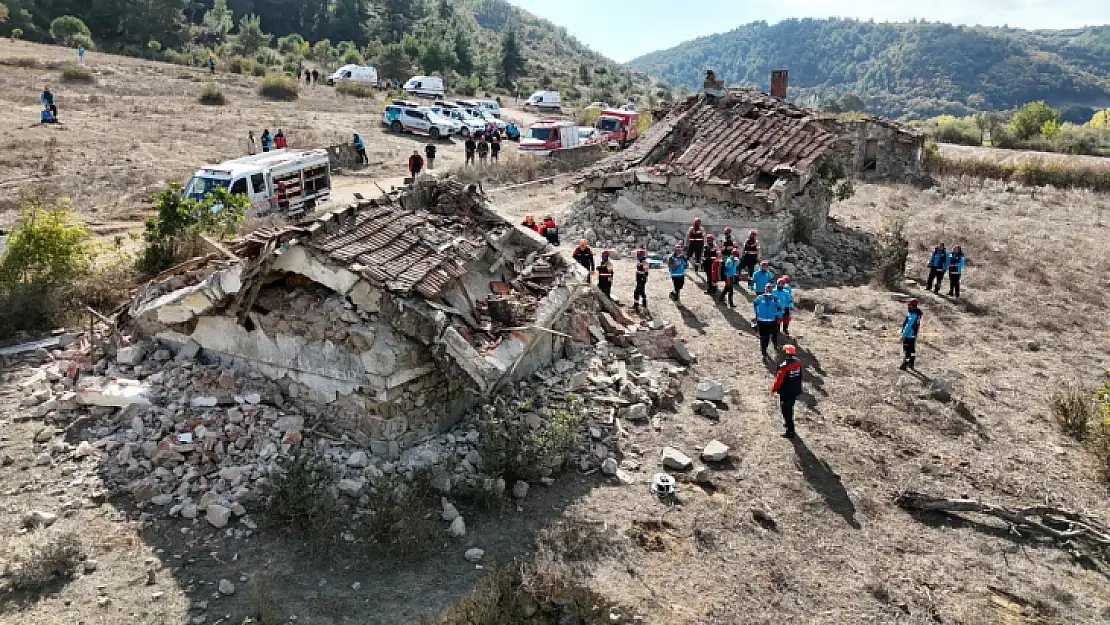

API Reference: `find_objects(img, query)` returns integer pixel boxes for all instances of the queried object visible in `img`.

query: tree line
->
[627,17,1110,121]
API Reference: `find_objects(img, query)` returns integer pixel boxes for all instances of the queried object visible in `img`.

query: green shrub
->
[12,28,25,40]
[251,63,267,77]
[335,80,375,98]
[872,217,908,289]
[72,33,95,51]
[255,48,279,67]
[1051,381,1097,440]
[262,449,341,554]
[0,190,88,287]
[199,80,227,105]
[137,184,247,274]
[258,75,298,101]
[927,154,1110,192]
[356,472,442,560]
[227,56,247,74]
[60,62,94,83]
[478,395,584,482]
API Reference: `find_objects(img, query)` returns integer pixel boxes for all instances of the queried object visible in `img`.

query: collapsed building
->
[122,178,585,453]
[571,89,841,256]
[817,114,926,180]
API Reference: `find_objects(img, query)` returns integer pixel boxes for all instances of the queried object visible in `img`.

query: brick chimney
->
[770,70,788,99]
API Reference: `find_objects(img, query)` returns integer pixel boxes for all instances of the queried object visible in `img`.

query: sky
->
[506,0,1110,62]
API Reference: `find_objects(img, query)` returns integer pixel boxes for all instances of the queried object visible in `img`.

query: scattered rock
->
[337,479,364,498]
[1021,340,1040,352]
[618,403,649,422]
[693,467,712,484]
[33,427,54,443]
[752,505,778,531]
[21,510,58,528]
[701,440,729,462]
[205,504,231,528]
[448,516,466,538]
[346,451,370,468]
[84,560,98,574]
[601,458,618,475]
[853,317,867,330]
[695,378,725,402]
[190,396,218,408]
[670,340,695,364]
[116,344,148,366]
[693,400,719,419]
[441,498,459,522]
[661,447,692,471]
[218,579,236,596]
[74,440,95,459]
[464,548,485,563]
[512,481,529,499]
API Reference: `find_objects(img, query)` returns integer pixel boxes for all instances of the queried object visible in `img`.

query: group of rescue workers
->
[523,216,967,440]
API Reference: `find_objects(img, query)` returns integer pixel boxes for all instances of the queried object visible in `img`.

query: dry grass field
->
[939,143,1110,171]
[2,41,1110,625]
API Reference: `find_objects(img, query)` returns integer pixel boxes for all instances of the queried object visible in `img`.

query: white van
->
[523,91,561,112]
[457,98,501,118]
[183,149,332,217]
[403,75,445,98]
[327,64,378,86]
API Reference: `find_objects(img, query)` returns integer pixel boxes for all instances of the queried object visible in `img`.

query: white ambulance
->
[183,149,332,217]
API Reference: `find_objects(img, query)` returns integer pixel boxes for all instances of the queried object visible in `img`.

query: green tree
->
[0,3,9,24]
[50,15,91,46]
[1009,101,1060,140]
[377,43,415,80]
[1041,118,1060,139]
[839,93,867,112]
[578,62,591,86]
[452,29,474,76]
[420,38,456,74]
[0,191,88,286]
[147,39,161,58]
[232,13,271,56]
[277,33,306,54]
[201,0,234,43]
[1090,109,1110,129]
[499,28,526,87]
[311,39,335,63]
[138,184,247,273]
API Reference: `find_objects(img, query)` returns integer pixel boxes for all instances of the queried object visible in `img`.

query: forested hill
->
[0,0,654,102]
[628,18,1110,120]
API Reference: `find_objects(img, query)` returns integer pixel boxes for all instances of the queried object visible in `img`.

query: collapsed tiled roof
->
[231,181,496,298]
[575,90,838,189]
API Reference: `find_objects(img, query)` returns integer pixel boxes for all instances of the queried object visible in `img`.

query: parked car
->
[403,75,445,98]
[523,91,562,112]
[429,104,485,137]
[577,127,604,145]
[457,98,501,118]
[326,64,377,86]
[381,103,459,139]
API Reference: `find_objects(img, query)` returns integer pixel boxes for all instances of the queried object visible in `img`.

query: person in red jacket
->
[521,215,540,233]
[408,150,424,177]
[771,344,803,438]
[540,215,560,246]
[274,129,288,149]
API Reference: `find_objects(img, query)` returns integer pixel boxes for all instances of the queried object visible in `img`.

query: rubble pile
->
[561,195,678,258]
[2,296,697,540]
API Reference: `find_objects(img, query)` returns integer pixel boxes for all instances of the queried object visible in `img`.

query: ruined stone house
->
[572,89,841,256]
[122,178,584,454]
[817,114,926,180]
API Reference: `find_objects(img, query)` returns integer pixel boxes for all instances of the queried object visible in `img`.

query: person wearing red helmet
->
[667,244,688,304]
[900,298,922,371]
[633,249,649,311]
[572,239,595,283]
[740,229,760,278]
[771,344,802,438]
[720,227,737,258]
[774,277,794,336]
[685,218,707,273]
[701,234,719,295]
[597,250,614,298]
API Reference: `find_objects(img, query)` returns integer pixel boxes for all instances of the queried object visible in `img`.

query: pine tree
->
[201,0,233,43]
[499,28,526,87]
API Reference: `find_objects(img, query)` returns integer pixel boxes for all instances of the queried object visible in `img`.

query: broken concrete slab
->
[77,379,152,408]
[695,378,725,402]
[661,446,692,470]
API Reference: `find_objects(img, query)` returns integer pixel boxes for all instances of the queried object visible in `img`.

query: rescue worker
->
[740,230,760,278]
[247,131,257,155]
[947,245,965,298]
[900,298,922,371]
[207,57,216,74]
[685,218,707,272]
[926,244,948,293]
[597,251,614,298]
[750,260,774,294]
[352,133,368,164]
[771,344,802,439]
[464,135,477,166]
[521,215,540,233]
[633,249,649,311]
[311,69,319,84]
[701,234,718,295]
[774,277,794,337]
[667,244,688,304]
[753,282,780,358]
[476,136,489,165]
[540,215,560,246]
[261,129,273,152]
[40,107,58,124]
[720,248,740,308]
[572,239,595,282]
[274,129,287,149]
[408,150,424,177]
[720,227,737,258]
[424,143,437,171]
[41,86,57,118]
[490,133,502,164]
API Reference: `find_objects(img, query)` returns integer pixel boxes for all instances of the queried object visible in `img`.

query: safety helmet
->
[724,227,733,234]
[749,230,757,237]
[706,234,715,242]
[908,298,919,306]
[761,260,769,266]
[783,275,791,284]
[783,345,796,355]
[776,277,787,286]
[525,214,534,220]
[636,248,647,259]
[765,282,774,291]
[693,218,702,228]
[674,244,683,252]
[731,249,740,256]
[601,250,610,258]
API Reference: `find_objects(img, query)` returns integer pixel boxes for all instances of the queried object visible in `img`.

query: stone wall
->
[828,119,925,180]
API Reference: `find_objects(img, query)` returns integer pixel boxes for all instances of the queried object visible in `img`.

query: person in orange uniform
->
[771,344,803,439]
